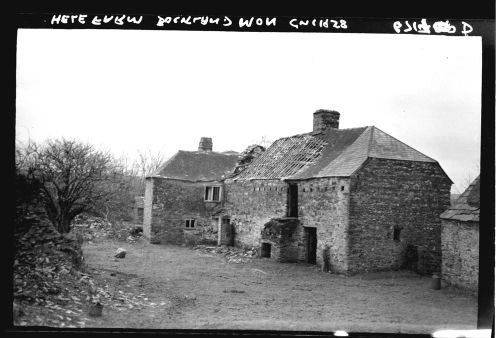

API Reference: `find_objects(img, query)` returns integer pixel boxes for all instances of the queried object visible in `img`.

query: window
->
[205,186,221,201]
[222,217,230,225]
[185,219,195,228]
[393,227,401,241]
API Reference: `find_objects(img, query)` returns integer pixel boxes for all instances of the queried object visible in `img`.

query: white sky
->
[16,29,482,193]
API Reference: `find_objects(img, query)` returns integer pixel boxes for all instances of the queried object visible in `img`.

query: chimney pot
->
[313,109,340,134]
[198,137,213,151]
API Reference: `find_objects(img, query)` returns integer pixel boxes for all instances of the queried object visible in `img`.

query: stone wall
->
[143,178,154,241]
[441,220,479,294]
[348,158,451,275]
[261,218,301,262]
[295,177,351,272]
[224,179,288,248]
[146,177,222,245]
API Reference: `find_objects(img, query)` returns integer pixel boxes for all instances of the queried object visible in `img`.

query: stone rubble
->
[192,245,258,263]
[13,214,158,328]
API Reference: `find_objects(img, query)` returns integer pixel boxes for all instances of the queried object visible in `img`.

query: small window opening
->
[341,186,345,191]
[393,227,401,241]
[185,219,195,228]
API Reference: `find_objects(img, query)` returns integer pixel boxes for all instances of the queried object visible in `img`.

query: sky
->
[16,29,482,193]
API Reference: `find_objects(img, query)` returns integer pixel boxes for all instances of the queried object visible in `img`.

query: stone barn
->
[440,176,480,294]
[143,137,240,245]
[224,109,452,275]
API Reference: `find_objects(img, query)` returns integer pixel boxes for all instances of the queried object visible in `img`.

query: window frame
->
[185,219,196,229]
[204,185,222,202]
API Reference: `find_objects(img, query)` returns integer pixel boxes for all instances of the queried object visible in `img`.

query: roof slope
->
[150,150,240,182]
[440,176,480,222]
[233,126,437,181]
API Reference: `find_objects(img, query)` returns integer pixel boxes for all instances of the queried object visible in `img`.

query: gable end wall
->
[148,178,223,245]
[348,158,451,274]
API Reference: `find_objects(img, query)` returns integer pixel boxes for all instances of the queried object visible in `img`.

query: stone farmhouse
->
[440,175,480,294]
[224,110,452,275]
[143,137,240,245]
[143,109,453,275]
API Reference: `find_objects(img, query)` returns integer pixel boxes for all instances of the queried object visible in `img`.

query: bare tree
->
[92,150,165,222]
[17,139,115,233]
[458,159,480,193]
[134,149,165,178]
[15,140,42,227]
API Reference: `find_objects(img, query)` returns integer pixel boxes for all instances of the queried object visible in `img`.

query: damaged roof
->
[149,150,240,182]
[233,126,438,180]
[440,176,480,222]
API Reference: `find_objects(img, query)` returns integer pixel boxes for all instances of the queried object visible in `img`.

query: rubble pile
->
[72,214,114,242]
[193,245,258,263]
[72,214,143,243]
[13,217,90,327]
[13,215,149,328]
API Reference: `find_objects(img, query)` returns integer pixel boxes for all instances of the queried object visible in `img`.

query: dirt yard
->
[82,239,477,333]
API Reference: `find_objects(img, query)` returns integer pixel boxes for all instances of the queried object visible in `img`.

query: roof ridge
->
[338,126,371,131]
[366,126,375,158]
[178,149,241,156]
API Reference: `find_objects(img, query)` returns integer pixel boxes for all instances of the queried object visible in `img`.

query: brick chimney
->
[198,137,213,151]
[313,109,340,134]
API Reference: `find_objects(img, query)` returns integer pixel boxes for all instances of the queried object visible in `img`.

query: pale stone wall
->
[225,179,288,248]
[143,178,154,241]
[441,219,479,294]
[296,177,351,273]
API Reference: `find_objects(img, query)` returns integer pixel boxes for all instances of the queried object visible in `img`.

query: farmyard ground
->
[82,239,477,333]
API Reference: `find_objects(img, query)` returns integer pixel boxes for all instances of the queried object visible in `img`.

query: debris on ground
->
[192,245,258,263]
[115,248,127,258]
[72,214,143,243]
[13,213,157,328]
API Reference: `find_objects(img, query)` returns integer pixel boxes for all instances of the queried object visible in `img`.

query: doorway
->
[287,183,298,217]
[304,227,317,264]
[261,243,271,258]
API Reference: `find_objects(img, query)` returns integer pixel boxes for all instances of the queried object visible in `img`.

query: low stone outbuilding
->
[440,176,480,294]
[143,137,240,245]
[225,109,453,275]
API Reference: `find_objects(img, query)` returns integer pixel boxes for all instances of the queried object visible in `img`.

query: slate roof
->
[233,126,438,181]
[440,176,480,222]
[150,150,241,182]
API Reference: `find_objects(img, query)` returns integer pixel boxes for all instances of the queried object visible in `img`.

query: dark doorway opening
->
[261,243,271,258]
[287,183,298,217]
[305,227,317,264]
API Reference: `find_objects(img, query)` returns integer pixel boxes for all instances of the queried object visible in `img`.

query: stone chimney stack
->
[198,137,213,151]
[313,109,340,134]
